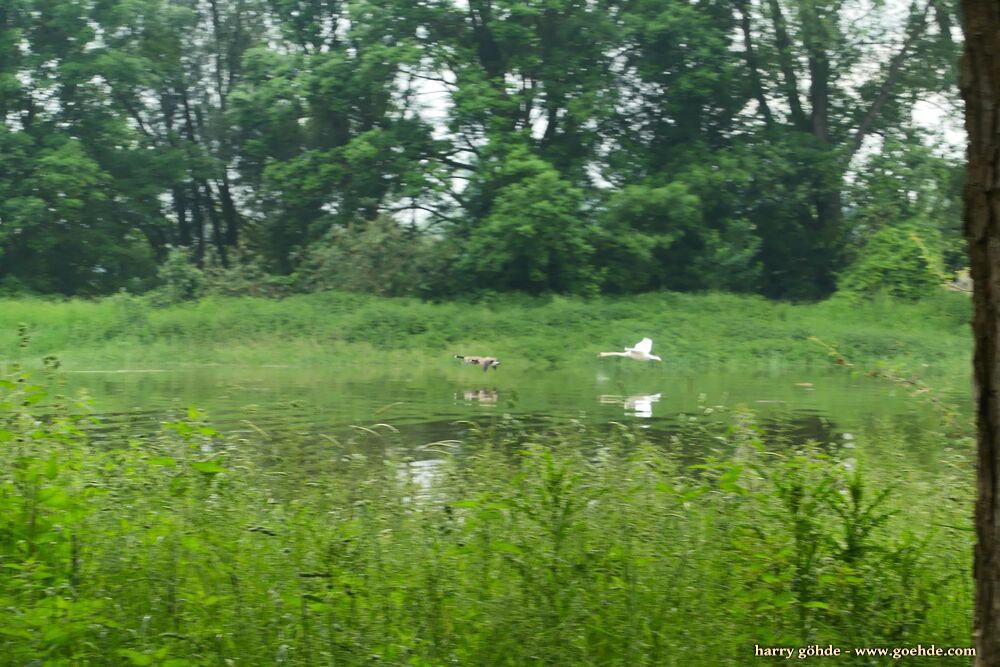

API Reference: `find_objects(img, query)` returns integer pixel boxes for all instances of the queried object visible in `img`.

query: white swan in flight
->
[598,337,662,362]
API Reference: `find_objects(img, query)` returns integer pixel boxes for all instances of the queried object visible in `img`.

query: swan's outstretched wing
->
[632,337,653,354]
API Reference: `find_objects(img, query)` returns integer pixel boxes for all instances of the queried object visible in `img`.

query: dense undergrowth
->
[0,359,974,665]
[0,290,972,371]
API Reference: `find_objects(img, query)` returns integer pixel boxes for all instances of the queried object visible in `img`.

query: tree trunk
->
[190,182,206,268]
[765,0,809,132]
[812,182,843,295]
[736,0,775,129]
[201,180,229,268]
[219,175,241,248]
[172,185,191,247]
[962,0,1000,663]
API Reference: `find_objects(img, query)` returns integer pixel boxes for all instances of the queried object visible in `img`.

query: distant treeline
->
[0,0,963,300]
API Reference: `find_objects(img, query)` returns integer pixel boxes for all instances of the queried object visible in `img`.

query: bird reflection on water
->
[599,392,663,418]
[458,388,499,404]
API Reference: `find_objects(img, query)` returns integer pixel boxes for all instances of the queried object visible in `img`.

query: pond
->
[59,359,969,459]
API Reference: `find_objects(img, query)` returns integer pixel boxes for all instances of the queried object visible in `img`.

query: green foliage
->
[846,134,965,273]
[152,247,207,305]
[596,181,762,293]
[459,151,597,294]
[298,215,449,297]
[0,362,973,664]
[152,246,302,303]
[0,0,964,300]
[694,219,764,292]
[203,250,297,299]
[596,183,700,292]
[0,291,971,372]
[0,133,158,295]
[838,224,945,301]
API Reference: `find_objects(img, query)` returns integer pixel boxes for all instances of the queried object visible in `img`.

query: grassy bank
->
[0,365,974,665]
[0,290,973,372]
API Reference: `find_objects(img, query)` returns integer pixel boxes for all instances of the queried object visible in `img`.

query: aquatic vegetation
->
[0,363,973,665]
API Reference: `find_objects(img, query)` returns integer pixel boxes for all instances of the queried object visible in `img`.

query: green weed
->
[0,362,973,665]
[0,291,972,374]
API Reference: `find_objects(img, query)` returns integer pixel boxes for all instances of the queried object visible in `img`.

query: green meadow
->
[0,290,972,372]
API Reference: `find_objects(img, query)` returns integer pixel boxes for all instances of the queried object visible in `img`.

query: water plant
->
[0,359,973,665]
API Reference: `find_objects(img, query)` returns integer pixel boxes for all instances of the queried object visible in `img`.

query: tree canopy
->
[0,0,963,300]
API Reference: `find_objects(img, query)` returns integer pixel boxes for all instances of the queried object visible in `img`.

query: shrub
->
[150,246,206,305]
[203,249,297,298]
[838,223,944,301]
[297,215,451,297]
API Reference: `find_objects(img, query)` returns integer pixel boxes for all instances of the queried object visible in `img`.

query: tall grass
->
[0,363,973,665]
[0,290,972,371]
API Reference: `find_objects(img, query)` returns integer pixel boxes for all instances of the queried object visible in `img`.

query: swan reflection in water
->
[458,388,499,404]
[599,393,662,418]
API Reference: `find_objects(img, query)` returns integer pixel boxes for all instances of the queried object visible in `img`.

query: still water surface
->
[59,361,968,453]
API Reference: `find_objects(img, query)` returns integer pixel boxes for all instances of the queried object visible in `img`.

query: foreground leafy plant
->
[0,364,974,665]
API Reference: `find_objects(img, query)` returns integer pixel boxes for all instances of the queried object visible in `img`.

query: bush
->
[838,223,944,301]
[150,246,206,305]
[297,216,451,297]
[203,249,297,298]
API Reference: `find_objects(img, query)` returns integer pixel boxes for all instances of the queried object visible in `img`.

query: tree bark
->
[172,185,191,247]
[736,0,775,129]
[202,180,228,268]
[219,175,241,248]
[766,0,809,132]
[962,0,1000,663]
[800,0,831,146]
[850,2,932,157]
[190,182,206,268]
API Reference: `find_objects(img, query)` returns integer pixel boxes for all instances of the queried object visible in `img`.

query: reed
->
[0,361,973,665]
[0,290,971,374]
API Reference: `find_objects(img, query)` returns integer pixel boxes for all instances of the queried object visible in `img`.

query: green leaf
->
[149,456,178,467]
[773,591,794,607]
[45,454,58,479]
[493,542,522,555]
[37,487,70,508]
[191,460,227,475]
[116,649,154,666]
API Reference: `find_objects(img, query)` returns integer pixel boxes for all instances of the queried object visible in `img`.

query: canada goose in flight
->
[455,355,501,372]
[598,337,662,362]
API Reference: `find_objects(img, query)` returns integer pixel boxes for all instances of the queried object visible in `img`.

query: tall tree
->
[962,0,1000,661]
[232,0,437,272]
[414,0,618,219]
[732,0,958,297]
[0,0,967,298]
[0,0,160,294]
